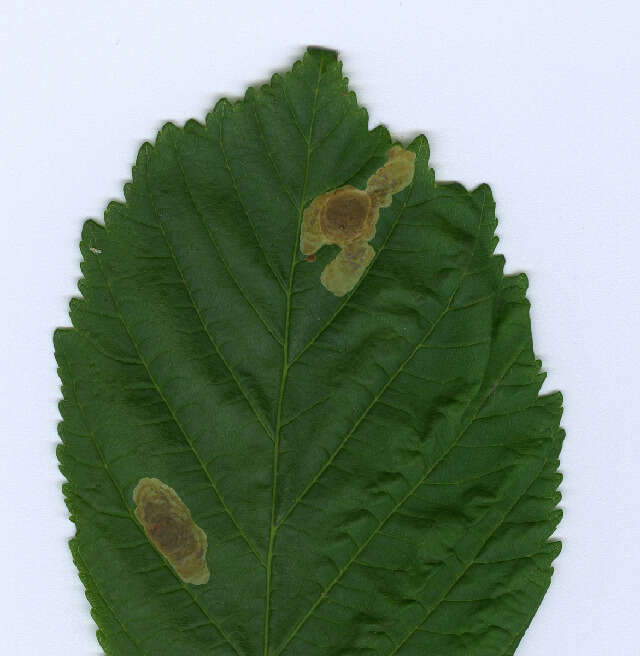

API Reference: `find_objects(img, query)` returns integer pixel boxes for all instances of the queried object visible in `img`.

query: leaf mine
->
[300,145,416,296]
[133,478,210,585]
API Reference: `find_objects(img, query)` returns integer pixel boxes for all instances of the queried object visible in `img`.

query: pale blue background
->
[1,1,638,653]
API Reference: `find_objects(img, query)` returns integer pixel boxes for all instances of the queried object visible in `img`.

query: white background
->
[1,1,638,654]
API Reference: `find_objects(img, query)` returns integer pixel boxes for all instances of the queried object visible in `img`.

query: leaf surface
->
[55,48,563,655]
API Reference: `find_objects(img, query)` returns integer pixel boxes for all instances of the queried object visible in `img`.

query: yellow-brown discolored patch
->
[133,478,210,585]
[300,145,415,296]
[321,242,375,298]
[320,188,373,246]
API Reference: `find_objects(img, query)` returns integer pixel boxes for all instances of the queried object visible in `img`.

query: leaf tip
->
[306,45,339,60]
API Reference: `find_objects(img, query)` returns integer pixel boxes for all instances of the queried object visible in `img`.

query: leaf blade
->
[56,47,563,656]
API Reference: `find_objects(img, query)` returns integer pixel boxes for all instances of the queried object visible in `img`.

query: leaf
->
[55,47,563,655]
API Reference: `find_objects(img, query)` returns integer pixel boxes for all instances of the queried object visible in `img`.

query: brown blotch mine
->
[300,145,415,296]
[133,478,210,585]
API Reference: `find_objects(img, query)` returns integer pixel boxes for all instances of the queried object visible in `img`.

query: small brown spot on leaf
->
[133,478,210,585]
[300,145,415,296]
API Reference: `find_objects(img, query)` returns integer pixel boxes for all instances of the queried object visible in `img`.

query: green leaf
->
[55,47,563,655]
